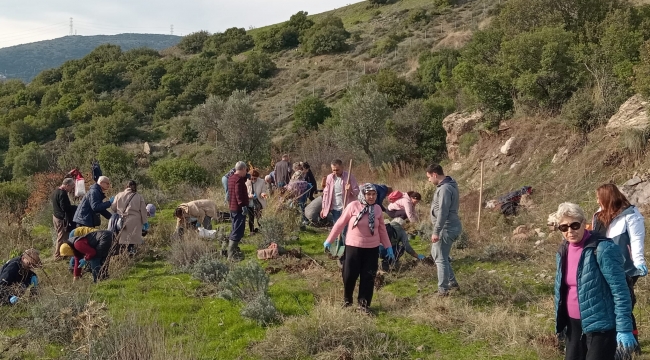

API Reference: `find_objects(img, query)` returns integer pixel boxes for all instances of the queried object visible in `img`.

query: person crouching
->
[0,249,41,305]
[323,183,393,313]
[64,230,115,282]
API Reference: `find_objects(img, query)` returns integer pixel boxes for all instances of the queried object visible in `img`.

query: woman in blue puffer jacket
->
[554,202,636,360]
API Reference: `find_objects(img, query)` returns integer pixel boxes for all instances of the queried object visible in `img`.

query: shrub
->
[458,132,479,156]
[292,96,331,132]
[561,87,601,135]
[168,238,214,269]
[371,69,421,108]
[371,32,407,56]
[11,142,49,179]
[301,15,350,55]
[252,302,407,359]
[619,127,650,160]
[241,293,279,326]
[191,254,230,285]
[204,27,254,56]
[0,181,30,225]
[407,9,429,25]
[97,144,135,184]
[257,203,300,249]
[150,157,211,190]
[178,30,210,54]
[219,261,269,302]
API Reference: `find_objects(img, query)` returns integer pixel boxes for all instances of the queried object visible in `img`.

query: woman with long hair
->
[111,180,148,255]
[593,183,647,353]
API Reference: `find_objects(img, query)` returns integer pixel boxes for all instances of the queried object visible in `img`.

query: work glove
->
[323,241,331,252]
[418,254,426,260]
[637,264,648,276]
[143,223,150,231]
[378,245,385,253]
[242,207,249,216]
[386,247,395,261]
[30,275,38,287]
[616,331,637,351]
[79,259,87,268]
[109,196,115,204]
[9,296,19,305]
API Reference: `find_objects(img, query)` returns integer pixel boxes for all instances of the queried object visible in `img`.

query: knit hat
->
[60,243,74,257]
[146,204,156,217]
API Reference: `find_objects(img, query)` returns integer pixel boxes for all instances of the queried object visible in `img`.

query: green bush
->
[619,127,650,159]
[458,132,479,156]
[371,32,407,56]
[241,293,279,326]
[407,9,429,25]
[150,157,211,190]
[301,16,350,55]
[178,30,210,54]
[292,96,331,132]
[11,142,49,179]
[0,181,30,220]
[219,261,270,303]
[561,87,600,134]
[370,69,421,108]
[97,144,135,184]
[204,27,255,56]
[191,254,230,285]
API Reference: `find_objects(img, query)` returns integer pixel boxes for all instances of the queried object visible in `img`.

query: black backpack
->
[385,224,399,246]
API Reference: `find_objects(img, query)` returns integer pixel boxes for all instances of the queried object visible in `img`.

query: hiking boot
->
[450,283,460,291]
[227,240,245,262]
[438,290,450,297]
[342,301,352,309]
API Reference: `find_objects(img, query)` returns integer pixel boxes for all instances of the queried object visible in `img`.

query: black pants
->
[385,209,407,220]
[565,317,616,360]
[342,245,379,307]
[229,211,246,242]
[247,208,260,233]
[627,276,639,341]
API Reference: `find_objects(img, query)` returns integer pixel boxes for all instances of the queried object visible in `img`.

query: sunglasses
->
[558,222,582,232]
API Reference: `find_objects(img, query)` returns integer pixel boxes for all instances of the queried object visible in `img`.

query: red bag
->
[388,191,403,203]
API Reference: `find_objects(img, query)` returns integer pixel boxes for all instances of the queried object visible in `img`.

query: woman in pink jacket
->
[323,183,394,312]
[386,191,421,223]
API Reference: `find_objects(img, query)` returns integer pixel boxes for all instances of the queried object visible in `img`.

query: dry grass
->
[252,302,408,360]
[168,236,216,269]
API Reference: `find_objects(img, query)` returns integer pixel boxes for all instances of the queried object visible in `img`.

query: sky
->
[0,0,364,49]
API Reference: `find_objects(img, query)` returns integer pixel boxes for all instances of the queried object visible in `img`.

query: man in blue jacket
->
[73,176,113,228]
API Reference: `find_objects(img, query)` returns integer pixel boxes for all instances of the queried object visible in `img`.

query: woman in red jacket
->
[324,183,393,312]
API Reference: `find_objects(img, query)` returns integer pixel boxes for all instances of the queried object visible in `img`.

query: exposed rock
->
[510,161,521,170]
[500,137,516,155]
[442,111,483,160]
[552,147,569,164]
[451,162,463,171]
[143,142,151,155]
[624,177,643,187]
[513,225,530,235]
[620,178,650,207]
[606,94,650,131]
[486,200,498,209]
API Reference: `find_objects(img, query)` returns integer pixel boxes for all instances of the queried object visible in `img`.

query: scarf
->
[353,183,376,235]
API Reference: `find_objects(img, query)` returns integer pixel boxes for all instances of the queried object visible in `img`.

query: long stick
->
[342,159,353,207]
[477,161,484,233]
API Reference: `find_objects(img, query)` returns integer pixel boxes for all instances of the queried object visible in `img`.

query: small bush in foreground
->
[191,254,230,285]
[252,302,407,359]
[169,238,214,270]
[219,261,269,302]
[241,293,279,326]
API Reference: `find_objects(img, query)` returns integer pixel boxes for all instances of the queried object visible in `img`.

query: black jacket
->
[0,257,35,303]
[51,188,76,222]
[68,230,115,258]
[304,170,318,200]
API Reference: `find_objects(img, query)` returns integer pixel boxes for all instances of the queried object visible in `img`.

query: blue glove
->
[637,265,648,276]
[323,241,331,251]
[9,296,18,305]
[386,247,395,261]
[109,196,115,204]
[143,223,150,231]
[253,193,257,199]
[378,245,385,253]
[418,254,425,260]
[79,259,87,268]
[617,332,637,351]
[69,229,76,238]
[30,275,38,287]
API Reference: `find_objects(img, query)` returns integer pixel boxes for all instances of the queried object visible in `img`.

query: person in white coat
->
[593,183,646,352]
[246,169,268,234]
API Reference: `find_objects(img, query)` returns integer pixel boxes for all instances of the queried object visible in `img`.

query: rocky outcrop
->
[500,137,516,155]
[621,176,650,207]
[442,111,483,160]
[606,95,649,131]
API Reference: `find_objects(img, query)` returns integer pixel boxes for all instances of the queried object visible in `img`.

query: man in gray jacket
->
[427,164,462,296]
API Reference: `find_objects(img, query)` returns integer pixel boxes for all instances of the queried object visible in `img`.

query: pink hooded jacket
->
[320,171,359,218]
[387,192,419,222]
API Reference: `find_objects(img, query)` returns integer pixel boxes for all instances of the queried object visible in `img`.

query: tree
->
[12,142,49,179]
[301,16,350,55]
[192,91,270,166]
[178,31,211,54]
[205,27,255,56]
[634,40,650,97]
[293,96,331,132]
[0,181,30,225]
[370,69,421,108]
[337,83,392,164]
[97,145,135,184]
[418,49,460,95]
[150,158,211,190]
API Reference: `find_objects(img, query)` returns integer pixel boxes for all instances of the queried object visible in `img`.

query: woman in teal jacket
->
[554,202,635,360]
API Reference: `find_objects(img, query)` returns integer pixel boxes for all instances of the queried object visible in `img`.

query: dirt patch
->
[285,260,314,274]
[283,248,303,259]
[266,267,282,275]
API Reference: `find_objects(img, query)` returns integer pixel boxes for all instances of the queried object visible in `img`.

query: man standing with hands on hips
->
[427,164,462,297]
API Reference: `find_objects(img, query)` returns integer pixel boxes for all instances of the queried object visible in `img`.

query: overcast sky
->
[0,0,364,49]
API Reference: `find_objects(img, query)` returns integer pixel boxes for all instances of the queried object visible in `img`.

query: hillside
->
[0,34,181,82]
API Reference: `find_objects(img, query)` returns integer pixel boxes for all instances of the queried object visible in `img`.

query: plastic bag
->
[197,227,217,239]
[75,178,86,197]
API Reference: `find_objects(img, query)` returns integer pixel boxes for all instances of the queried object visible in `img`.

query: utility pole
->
[170,24,174,35]
[69,18,73,36]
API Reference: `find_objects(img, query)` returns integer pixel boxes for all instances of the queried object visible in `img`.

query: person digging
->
[0,249,41,305]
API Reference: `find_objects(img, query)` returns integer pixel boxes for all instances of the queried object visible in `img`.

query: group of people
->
[51,176,156,283]
[552,183,647,359]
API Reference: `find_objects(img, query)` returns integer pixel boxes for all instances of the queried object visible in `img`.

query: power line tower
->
[69,17,73,36]
[170,24,174,35]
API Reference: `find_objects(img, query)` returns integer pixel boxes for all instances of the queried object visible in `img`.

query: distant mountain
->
[0,33,181,83]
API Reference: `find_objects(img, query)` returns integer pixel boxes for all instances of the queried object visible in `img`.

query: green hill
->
[0,34,181,82]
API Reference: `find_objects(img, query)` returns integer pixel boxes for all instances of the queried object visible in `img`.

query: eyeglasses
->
[558,222,582,232]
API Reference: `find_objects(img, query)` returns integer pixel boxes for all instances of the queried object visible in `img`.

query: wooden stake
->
[477,160,484,233]
[342,159,353,207]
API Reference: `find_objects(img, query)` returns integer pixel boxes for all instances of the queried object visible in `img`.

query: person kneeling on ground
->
[386,191,421,223]
[554,202,637,359]
[0,249,41,305]
[65,230,115,283]
[323,183,392,313]
[380,218,426,271]
[174,199,218,232]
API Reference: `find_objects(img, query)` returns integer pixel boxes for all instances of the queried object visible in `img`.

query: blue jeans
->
[229,210,246,242]
[221,176,229,204]
[89,257,107,283]
[431,232,459,292]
